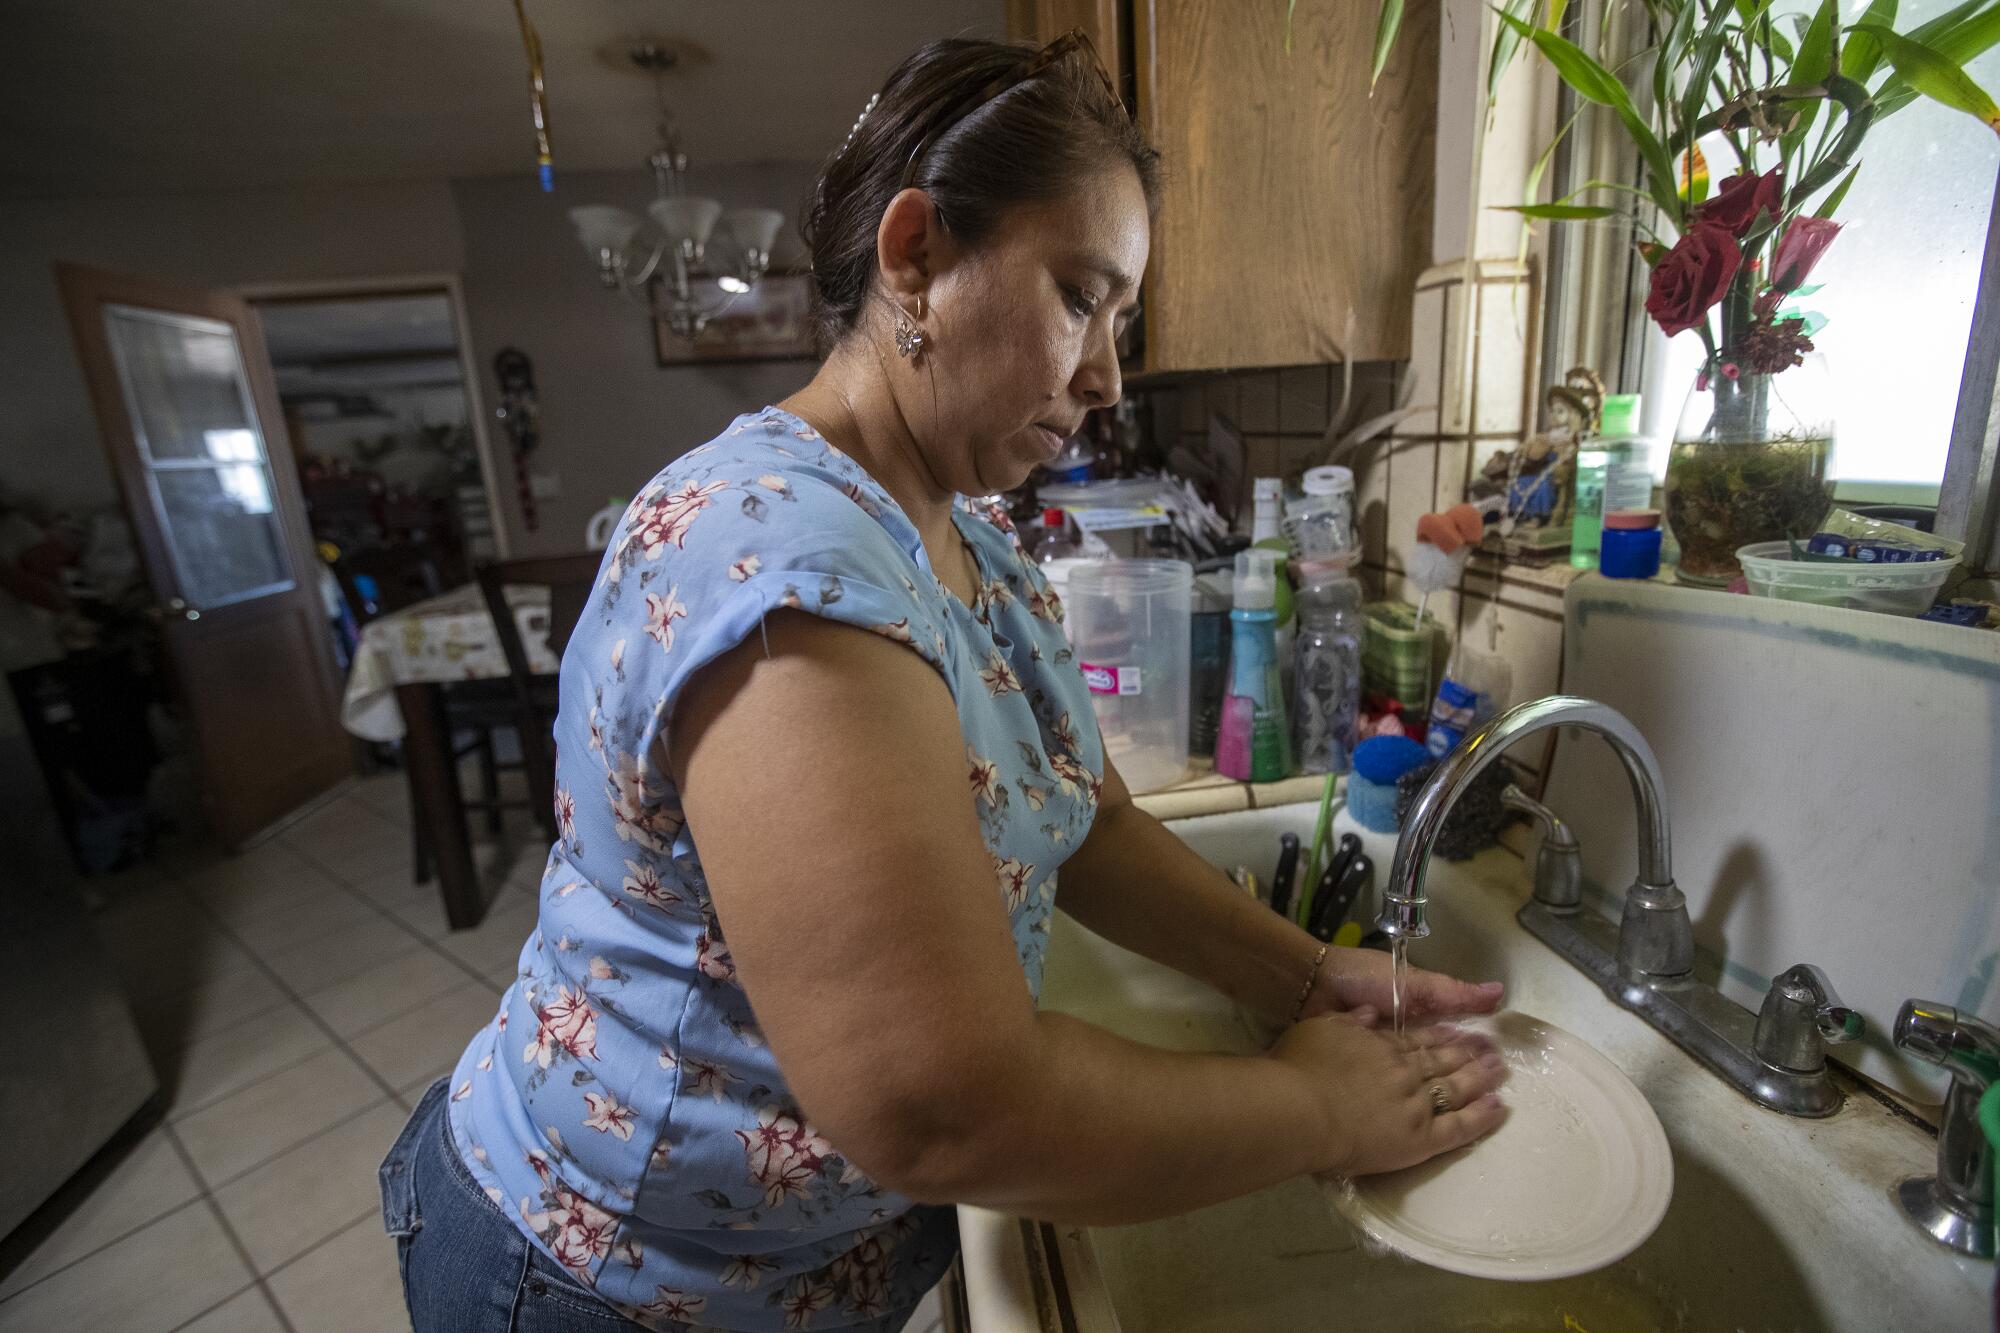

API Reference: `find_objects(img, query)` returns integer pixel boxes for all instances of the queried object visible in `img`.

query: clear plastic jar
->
[1291,557,1362,775]
[1067,560,1192,792]
[1280,465,1357,560]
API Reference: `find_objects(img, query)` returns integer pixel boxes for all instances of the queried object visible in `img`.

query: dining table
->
[341,581,555,929]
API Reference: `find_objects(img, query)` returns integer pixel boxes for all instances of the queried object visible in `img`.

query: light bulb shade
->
[721,208,785,258]
[569,205,642,256]
[648,196,723,251]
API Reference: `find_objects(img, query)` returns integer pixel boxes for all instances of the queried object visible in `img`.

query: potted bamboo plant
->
[1356,0,2000,583]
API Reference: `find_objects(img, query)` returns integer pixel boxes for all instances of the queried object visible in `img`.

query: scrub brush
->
[1407,502,1495,625]
[1392,757,1514,861]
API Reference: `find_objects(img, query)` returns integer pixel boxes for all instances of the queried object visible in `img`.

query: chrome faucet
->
[1893,1000,1999,1258]
[1381,695,1683,969]
[1378,694,1861,1117]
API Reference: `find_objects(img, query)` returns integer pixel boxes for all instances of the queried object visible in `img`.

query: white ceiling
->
[7,0,1006,200]
[259,295,458,365]
[258,293,464,397]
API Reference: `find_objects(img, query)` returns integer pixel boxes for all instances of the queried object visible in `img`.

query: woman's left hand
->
[1299,946,1504,1028]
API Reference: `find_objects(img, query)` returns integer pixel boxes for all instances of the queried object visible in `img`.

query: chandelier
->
[567,42,784,340]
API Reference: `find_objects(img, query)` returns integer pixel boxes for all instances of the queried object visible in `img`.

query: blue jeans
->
[381,1079,638,1332]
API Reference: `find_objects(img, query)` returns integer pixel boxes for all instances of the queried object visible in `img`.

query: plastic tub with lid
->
[1281,465,1357,559]
[1065,559,1192,793]
[1735,541,1954,617]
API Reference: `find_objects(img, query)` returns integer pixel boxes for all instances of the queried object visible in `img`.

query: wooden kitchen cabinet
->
[1007,0,1437,374]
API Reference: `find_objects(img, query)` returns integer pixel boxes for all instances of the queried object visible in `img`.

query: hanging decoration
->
[492,347,542,534]
[510,0,554,191]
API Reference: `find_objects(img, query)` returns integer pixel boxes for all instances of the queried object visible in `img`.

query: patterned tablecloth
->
[340,583,555,742]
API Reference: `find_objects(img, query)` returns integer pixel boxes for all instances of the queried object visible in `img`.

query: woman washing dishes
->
[383,32,1507,1332]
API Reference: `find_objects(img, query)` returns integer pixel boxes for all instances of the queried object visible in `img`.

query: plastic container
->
[1361,601,1446,720]
[1036,556,1095,644]
[1067,560,1192,792]
[1188,571,1232,758]
[1292,558,1362,776]
[1348,735,1431,833]
[1028,508,1080,564]
[1736,541,1955,617]
[1281,465,1357,559]
[1425,641,1512,758]
[1571,393,1653,568]
[1600,508,1664,580]
[1037,435,1094,486]
[1215,550,1291,782]
[1250,477,1284,545]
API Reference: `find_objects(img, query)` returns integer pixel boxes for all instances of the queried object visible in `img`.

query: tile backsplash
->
[1132,257,1575,785]
[1134,361,1402,524]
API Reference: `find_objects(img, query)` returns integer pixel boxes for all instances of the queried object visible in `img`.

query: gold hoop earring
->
[894,296,927,359]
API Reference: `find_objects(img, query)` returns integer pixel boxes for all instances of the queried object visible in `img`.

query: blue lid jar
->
[1600,509,1663,579]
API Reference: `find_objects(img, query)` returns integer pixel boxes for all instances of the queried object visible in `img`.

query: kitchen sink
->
[956,804,1988,1332]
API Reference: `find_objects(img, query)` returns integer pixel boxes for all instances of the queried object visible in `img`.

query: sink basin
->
[957,804,1989,1333]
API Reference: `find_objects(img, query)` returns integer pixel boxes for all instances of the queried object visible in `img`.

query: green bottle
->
[1571,393,1652,569]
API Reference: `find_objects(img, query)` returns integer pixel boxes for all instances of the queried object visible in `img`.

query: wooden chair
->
[411,686,514,885]
[473,554,602,844]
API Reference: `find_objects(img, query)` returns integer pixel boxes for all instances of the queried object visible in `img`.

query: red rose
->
[1692,168,1784,237]
[1645,223,1742,337]
[1770,217,1841,293]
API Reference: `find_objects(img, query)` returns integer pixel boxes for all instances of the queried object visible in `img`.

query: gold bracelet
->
[1291,942,1330,1023]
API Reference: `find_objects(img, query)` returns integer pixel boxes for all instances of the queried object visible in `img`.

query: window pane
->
[104,306,258,462]
[151,465,290,608]
[1642,0,2000,490]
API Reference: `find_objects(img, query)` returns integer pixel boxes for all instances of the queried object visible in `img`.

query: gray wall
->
[0,179,463,512]
[0,161,823,558]
[450,162,820,555]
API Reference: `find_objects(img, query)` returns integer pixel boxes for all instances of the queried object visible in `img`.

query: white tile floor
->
[0,772,945,1333]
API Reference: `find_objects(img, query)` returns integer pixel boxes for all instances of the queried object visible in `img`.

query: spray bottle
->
[1216,549,1293,781]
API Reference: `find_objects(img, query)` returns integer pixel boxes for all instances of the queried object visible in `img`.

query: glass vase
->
[1664,353,1837,587]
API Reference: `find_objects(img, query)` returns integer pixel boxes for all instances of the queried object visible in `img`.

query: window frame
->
[1541,1,2000,560]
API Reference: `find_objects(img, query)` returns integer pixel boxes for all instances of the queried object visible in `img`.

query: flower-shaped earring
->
[894,296,927,359]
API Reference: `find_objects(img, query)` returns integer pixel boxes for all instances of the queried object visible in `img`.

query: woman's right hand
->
[1269,1008,1509,1177]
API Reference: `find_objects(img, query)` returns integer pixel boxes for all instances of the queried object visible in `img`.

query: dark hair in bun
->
[801,37,1160,356]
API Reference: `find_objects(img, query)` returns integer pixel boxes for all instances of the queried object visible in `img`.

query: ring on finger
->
[1429,1082,1451,1116]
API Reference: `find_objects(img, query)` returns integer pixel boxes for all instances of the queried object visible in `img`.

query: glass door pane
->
[104,305,294,607]
[149,466,289,608]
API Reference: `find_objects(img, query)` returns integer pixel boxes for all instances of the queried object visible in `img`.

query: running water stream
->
[1389,936,1409,1035]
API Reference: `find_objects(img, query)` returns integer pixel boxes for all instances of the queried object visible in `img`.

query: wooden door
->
[57,264,352,847]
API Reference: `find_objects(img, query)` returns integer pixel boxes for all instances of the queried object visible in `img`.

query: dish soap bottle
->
[1570,392,1653,569]
[1216,549,1292,781]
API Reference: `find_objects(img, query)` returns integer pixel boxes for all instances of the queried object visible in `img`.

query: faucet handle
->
[1501,785,1581,911]
[1896,1000,2000,1088]
[1754,963,1863,1072]
[1790,963,1863,1043]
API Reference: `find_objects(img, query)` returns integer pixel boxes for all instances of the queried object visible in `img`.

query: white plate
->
[1326,1010,1673,1281]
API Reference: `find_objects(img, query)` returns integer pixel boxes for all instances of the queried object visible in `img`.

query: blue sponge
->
[1352,735,1430,785]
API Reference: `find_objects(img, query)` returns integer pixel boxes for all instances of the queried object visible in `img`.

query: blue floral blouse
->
[447,407,1102,1331]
